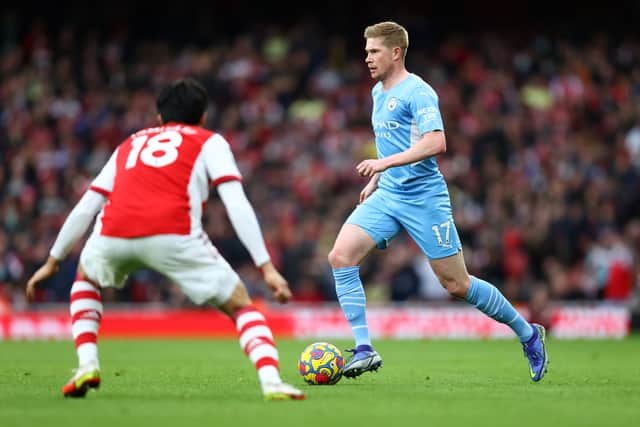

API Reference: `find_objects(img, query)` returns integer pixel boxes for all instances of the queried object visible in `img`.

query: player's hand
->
[25,256,60,302]
[260,262,292,304]
[356,159,388,177]
[359,181,378,203]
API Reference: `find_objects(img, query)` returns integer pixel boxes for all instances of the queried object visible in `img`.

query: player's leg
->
[62,235,140,397]
[218,283,304,400]
[62,265,103,398]
[148,234,303,400]
[328,194,401,377]
[328,224,376,350]
[429,252,548,381]
[428,251,533,336]
[398,194,548,382]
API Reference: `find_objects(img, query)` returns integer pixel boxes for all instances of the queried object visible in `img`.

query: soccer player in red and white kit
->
[25,78,305,401]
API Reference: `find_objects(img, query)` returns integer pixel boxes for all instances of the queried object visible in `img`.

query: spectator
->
[0,15,639,308]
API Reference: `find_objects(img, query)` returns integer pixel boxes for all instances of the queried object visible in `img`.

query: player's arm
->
[217,181,270,267]
[357,131,445,177]
[360,172,381,203]
[25,190,107,301]
[49,190,107,261]
[217,181,292,303]
[204,135,292,303]
[26,149,117,301]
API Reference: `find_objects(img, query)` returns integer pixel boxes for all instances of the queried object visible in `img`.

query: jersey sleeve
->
[217,181,270,266]
[49,190,106,260]
[202,134,243,186]
[410,86,444,134]
[89,148,118,196]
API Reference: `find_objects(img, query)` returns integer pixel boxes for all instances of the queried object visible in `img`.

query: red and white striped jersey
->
[89,123,242,237]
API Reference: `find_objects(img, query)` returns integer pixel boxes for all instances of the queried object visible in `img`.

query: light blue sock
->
[466,276,533,342]
[333,266,371,347]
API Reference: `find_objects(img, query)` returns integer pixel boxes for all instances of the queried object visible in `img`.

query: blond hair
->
[364,21,409,58]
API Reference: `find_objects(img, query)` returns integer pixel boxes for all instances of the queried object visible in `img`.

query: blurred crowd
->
[1,14,639,314]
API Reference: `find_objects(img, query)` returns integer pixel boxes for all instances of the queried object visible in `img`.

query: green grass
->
[1,337,639,427]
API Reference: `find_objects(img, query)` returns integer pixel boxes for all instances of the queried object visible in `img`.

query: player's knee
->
[219,281,252,318]
[76,267,101,290]
[328,248,353,269]
[439,275,471,298]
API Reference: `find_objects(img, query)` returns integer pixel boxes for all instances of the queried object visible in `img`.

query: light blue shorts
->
[345,188,462,260]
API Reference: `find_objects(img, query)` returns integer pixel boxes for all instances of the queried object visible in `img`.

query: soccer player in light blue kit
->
[328,21,549,381]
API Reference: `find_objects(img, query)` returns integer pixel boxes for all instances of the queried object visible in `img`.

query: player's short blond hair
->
[364,21,409,58]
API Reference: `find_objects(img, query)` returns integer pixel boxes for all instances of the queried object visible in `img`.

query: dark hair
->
[156,78,209,125]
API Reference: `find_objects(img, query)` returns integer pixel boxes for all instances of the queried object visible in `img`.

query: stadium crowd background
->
[1,3,639,319]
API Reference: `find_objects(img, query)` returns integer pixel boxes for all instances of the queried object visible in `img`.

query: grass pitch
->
[1,337,639,427]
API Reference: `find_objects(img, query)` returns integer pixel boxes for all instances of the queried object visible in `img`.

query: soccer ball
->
[298,342,344,385]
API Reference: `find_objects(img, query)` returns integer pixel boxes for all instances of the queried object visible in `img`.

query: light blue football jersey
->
[371,73,446,195]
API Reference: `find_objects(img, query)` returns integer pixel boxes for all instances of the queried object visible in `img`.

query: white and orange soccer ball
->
[298,342,344,385]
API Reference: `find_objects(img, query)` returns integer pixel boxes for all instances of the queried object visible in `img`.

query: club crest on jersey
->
[387,97,398,111]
